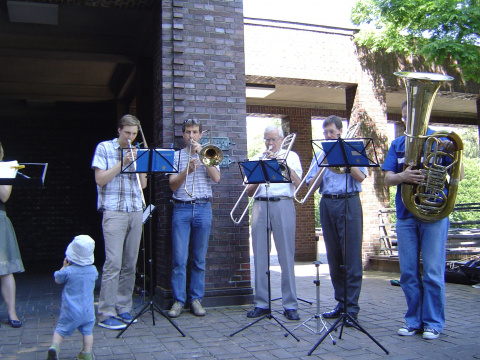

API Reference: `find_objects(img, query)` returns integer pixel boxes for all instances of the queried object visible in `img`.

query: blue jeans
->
[396,216,448,332]
[171,202,212,304]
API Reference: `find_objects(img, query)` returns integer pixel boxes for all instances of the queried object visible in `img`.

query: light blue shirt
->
[55,263,98,322]
[305,151,366,194]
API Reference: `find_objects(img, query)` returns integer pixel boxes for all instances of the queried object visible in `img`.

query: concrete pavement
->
[1,258,480,360]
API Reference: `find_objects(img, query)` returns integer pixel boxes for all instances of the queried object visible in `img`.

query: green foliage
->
[450,157,480,224]
[459,128,479,158]
[314,191,321,227]
[351,0,480,82]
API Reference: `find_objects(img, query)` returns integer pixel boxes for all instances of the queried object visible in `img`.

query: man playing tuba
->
[383,100,463,340]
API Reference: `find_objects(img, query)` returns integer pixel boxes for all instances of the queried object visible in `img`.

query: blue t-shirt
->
[382,128,451,219]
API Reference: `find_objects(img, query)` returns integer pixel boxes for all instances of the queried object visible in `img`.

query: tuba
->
[395,71,463,222]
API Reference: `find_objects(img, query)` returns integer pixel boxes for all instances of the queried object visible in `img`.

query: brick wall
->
[152,0,252,307]
[0,101,117,271]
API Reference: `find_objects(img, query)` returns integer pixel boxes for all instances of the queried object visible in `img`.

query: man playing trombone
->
[167,118,220,318]
[305,115,366,327]
[246,125,302,321]
[92,114,148,330]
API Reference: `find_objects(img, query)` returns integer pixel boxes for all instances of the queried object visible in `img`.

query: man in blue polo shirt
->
[383,101,462,340]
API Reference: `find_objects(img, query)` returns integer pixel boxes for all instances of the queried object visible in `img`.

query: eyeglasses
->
[183,118,199,125]
[264,137,280,142]
[323,130,339,136]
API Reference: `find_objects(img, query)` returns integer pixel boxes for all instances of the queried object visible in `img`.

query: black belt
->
[171,198,211,204]
[255,196,291,202]
[322,192,359,199]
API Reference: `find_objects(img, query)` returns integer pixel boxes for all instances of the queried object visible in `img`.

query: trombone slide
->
[127,139,147,209]
[230,134,296,225]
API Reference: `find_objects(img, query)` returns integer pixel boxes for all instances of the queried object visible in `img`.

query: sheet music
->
[0,161,20,179]
[143,204,156,224]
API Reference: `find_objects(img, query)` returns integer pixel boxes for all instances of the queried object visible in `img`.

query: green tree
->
[351,0,480,82]
[459,128,480,158]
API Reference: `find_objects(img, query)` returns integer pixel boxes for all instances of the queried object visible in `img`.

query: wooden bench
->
[446,202,480,259]
[377,203,480,260]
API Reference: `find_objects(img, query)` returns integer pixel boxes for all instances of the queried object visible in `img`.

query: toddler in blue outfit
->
[47,235,98,360]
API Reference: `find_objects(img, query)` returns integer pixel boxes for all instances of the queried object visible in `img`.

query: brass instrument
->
[293,123,359,204]
[199,130,224,167]
[184,129,224,198]
[138,123,149,148]
[184,139,196,197]
[230,133,296,225]
[395,71,463,222]
[127,139,146,209]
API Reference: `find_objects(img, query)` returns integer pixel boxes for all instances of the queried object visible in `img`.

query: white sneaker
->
[398,325,420,336]
[168,301,183,318]
[423,328,440,340]
[190,299,206,316]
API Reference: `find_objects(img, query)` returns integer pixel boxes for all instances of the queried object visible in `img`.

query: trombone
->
[230,133,296,225]
[184,129,224,197]
[293,123,359,204]
[127,139,147,209]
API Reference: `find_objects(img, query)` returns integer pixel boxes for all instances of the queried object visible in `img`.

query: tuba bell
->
[395,71,463,222]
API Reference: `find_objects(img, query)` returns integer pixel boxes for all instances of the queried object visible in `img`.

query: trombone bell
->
[199,144,223,167]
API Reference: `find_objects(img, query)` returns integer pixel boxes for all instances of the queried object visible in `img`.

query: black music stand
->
[117,147,185,338]
[307,138,388,356]
[230,158,300,341]
[0,162,48,186]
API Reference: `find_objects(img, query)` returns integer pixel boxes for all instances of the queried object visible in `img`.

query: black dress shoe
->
[322,306,343,319]
[283,309,300,321]
[246,307,269,318]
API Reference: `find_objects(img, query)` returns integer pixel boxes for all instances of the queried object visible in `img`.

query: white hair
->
[264,125,284,138]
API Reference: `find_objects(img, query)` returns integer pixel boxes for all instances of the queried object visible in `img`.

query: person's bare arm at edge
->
[0,184,12,203]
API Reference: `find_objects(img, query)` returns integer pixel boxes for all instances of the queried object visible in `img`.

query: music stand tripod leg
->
[308,161,388,355]
[286,240,335,344]
[116,170,186,339]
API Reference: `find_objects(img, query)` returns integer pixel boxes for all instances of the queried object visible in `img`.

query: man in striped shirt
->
[167,118,220,318]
